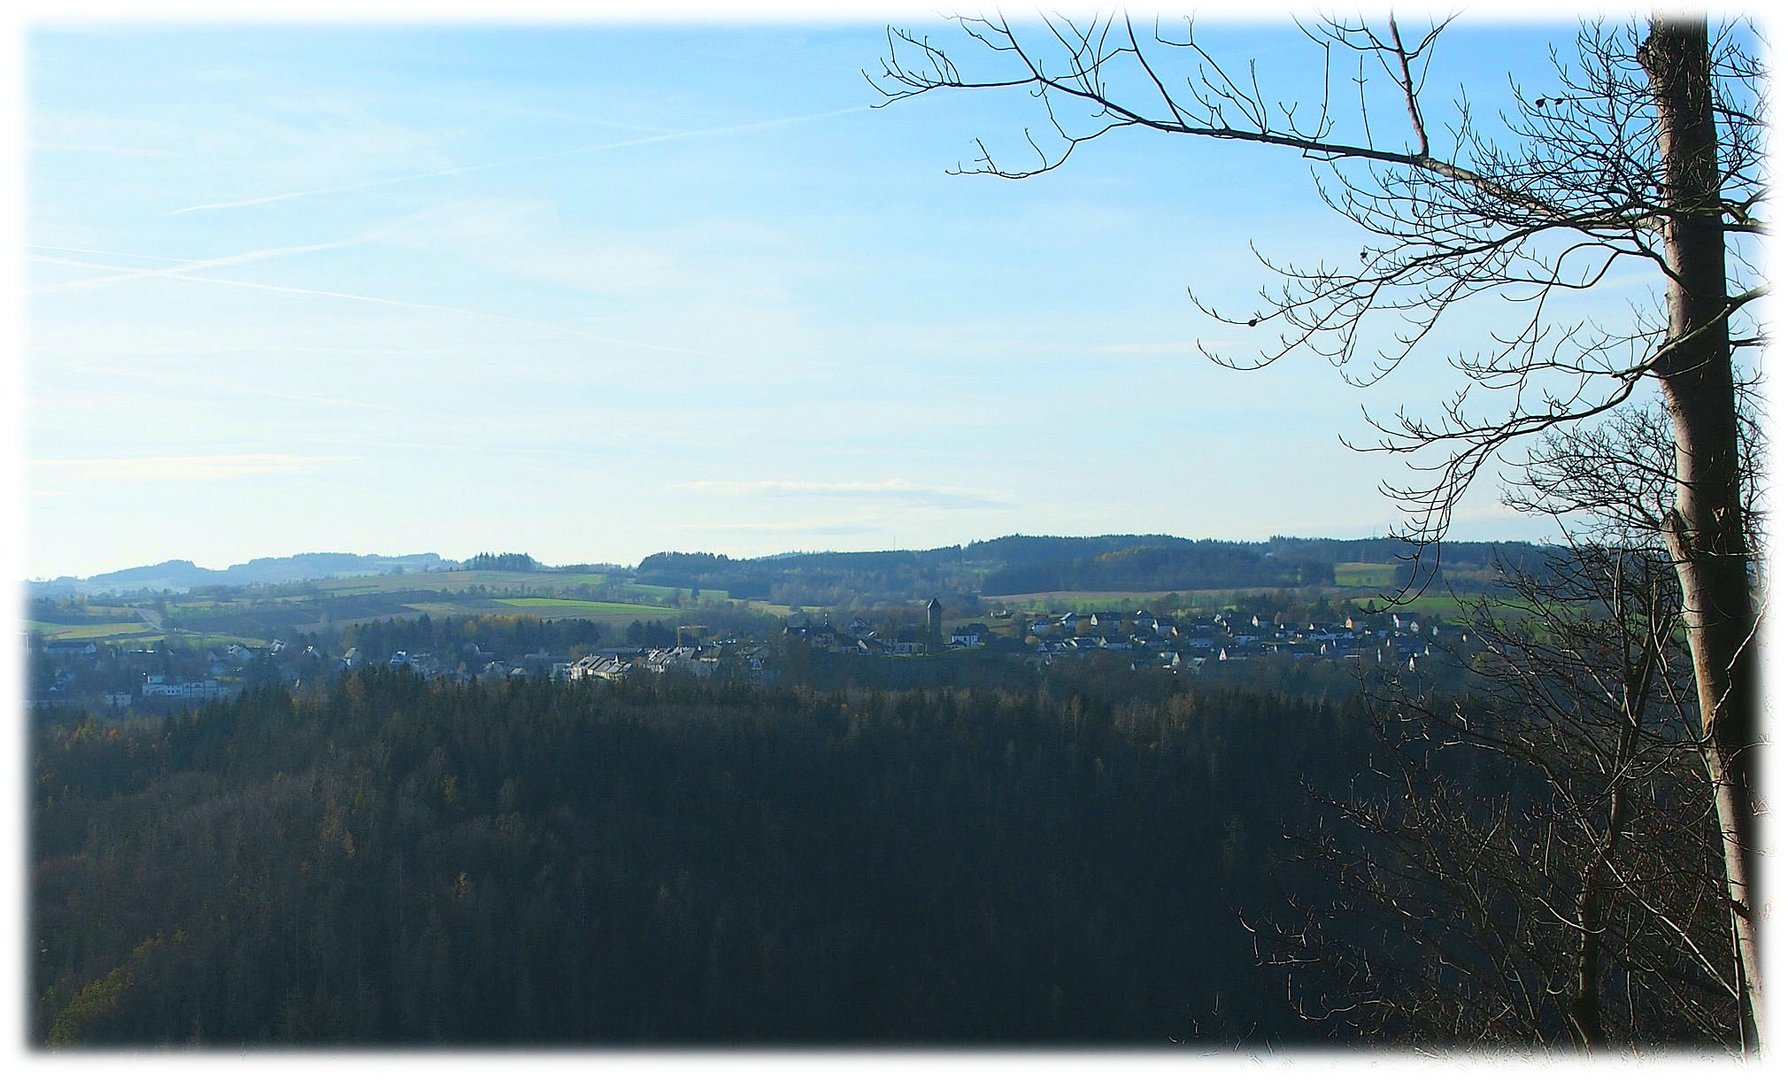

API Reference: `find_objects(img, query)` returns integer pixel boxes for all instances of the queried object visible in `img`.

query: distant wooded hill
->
[635,534,1556,604]
[30,552,452,598]
[31,534,1557,608]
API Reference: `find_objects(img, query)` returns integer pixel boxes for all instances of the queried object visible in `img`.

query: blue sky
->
[18,6,1671,580]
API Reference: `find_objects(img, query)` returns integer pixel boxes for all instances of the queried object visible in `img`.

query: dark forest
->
[35,666,1376,1046]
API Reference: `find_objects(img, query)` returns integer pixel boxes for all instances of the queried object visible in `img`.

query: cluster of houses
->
[567,644,739,682]
[138,673,235,702]
[771,600,1466,675]
[365,642,747,684]
[144,638,338,704]
[26,636,319,709]
[27,625,771,713]
[1019,607,1464,671]
[779,598,956,657]
[27,600,1468,713]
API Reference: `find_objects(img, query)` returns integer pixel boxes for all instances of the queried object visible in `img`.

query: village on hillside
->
[27,597,1468,716]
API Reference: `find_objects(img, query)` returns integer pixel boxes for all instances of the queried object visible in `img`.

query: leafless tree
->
[1251,544,1736,1048]
[872,12,1765,1046]
[1509,393,1766,578]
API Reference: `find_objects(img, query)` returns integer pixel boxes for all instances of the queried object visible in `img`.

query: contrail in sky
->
[111,270,736,360]
[33,454,354,483]
[30,241,732,360]
[35,203,475,294]
[32,236,368,293]
[168,104,873,216]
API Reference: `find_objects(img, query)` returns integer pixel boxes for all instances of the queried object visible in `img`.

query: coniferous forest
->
[34,666,1379,1046]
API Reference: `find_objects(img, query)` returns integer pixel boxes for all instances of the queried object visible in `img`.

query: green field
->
[400,601,480,617]
[617,582,686,600]
[310,570,612,596]
[159,631,272,649]
[28,562,778,650]
[28,622,270,649]
[987,587,1327,617]
[1334,562,1398,587]
[32,555,1513,656]
[29,620,157,642]
[986,589,1210,609]
[1344,592,1481,620]
[495,598,681,618]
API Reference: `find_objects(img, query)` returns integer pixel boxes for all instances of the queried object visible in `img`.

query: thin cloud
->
[1094,340,1204,356]
[34,262,732,360]
[52,360,476,423]
[33,142,181,158]
[677,478,1012,510]
[168,104,872,216]
[683,520,885,538]
[33,454,352,483]
[30,204,459,293]
[31,243,192,263]
[31,236,369,293]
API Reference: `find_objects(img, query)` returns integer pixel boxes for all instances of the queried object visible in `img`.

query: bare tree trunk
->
[1570,805,1616,1049]
[1569,557,1655,1050]
[1568,719,1633,1050]
[1640,15,1765,1051]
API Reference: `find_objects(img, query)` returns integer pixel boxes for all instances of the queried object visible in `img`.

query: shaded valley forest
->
[33,640,1736,1048]
[37,666,1371,1046]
